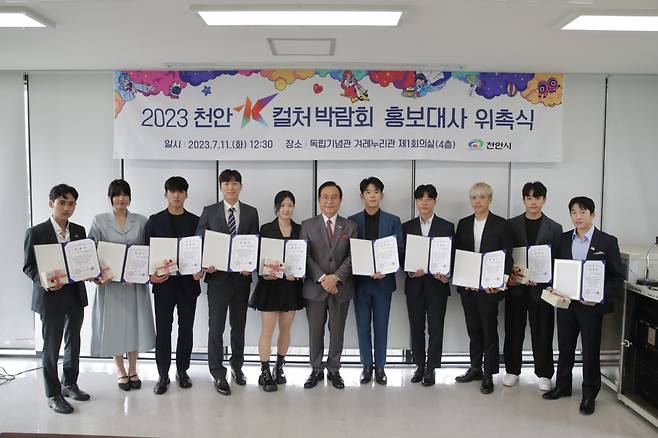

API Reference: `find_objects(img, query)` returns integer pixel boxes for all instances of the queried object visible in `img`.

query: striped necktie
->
[228,207,237,237]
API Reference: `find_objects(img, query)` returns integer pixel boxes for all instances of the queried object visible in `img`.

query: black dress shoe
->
[580,397,596,415]
[327,371,345,389]
[480,374,494,395]
[231,368,247,386]
[117,375,131,392]
[411,366,425,384]
[374,367,387,385]
[303,371,324,389]
[129,375,142,390]
[455,368,483,383]
[360,366,373,384]
[542,387,572,400]
[214,377,231,396]
[48,395,73,414]
[62,383,90,401]
[177,371,192,389]
[421,369,435,387]
[153,376,170,395]
[258,368,278,392]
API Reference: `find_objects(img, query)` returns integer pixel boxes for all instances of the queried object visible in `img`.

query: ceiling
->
[1,0,658,73]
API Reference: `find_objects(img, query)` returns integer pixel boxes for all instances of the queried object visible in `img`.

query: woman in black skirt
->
[249,190,304,392]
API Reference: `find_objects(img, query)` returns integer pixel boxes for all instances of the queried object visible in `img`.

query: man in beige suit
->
[301,181,358,390]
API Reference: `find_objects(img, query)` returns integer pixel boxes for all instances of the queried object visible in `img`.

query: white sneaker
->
[502,373,519,387]
[538,377,553,391]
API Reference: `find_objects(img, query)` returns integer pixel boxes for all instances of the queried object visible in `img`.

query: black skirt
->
[249,277,304,312]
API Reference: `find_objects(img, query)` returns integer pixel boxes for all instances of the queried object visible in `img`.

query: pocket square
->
[593,251,605,255]
[340,234,349,240]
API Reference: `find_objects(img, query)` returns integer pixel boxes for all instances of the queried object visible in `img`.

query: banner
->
[113,70,564,162]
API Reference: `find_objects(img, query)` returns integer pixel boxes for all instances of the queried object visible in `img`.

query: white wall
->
[0,73,32,348]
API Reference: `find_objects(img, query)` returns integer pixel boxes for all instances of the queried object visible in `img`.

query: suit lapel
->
[317,214,331,249]
[331,216,344,249]
[480,216,492,252]
[428,214,441,237]
[236,201,246,234]
[518,216,528,246]
[587,228,600,260]
[217,201,228,233]
[44,219,59,244]
[535,215,550,246]
[464,215,475,251]
[377,210,385,239]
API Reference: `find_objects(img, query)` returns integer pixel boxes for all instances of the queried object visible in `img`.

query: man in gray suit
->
[503,181,563,391]
[301,181,358,389]
[196,169,259,396]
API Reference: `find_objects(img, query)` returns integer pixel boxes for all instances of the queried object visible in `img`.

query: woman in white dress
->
[89,179,155,391]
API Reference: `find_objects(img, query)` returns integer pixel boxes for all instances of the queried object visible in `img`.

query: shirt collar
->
[50,216,69,236]
[322,213,337,224]
[420,214,434,226]
[572,225,595,243]
[224,201,240,214]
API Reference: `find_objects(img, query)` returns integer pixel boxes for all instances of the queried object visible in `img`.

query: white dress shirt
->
[50,216,70,243]
[420,215,433,237]
[473,217,487,253]
[224,201,240,231]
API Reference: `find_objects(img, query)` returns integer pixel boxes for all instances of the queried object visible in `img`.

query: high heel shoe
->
[117,375,131,392]
[129,374,142,390]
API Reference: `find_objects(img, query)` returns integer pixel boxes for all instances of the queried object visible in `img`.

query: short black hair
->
[165,176,189,192]
[359,176,384,194]
[107,179,131,201]
[318,181,343,199]
[522,181,547,198]
[219,169,242,184]
[569,196,595,214]
[49,184,78,201]
[414,184,437,200]
[274,190,296,212]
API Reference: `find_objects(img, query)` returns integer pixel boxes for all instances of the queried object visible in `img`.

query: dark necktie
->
[228,207,237,237]
[326,219,333,246]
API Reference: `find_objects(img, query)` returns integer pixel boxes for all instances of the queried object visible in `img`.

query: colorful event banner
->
[113,70,564,162]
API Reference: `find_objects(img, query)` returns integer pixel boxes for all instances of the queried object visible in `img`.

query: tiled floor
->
[0,357,654,437]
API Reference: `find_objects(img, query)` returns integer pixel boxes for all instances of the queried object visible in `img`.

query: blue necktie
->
[228,207,237,237]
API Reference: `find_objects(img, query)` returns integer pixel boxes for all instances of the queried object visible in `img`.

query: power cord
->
[0,364,48,386]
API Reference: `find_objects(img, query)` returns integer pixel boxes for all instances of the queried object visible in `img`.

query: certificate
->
[512,247,527,269]
[404,234,430,273]
[178,236,202,275]
[259,237,285,277]
[429,237,452,276]
[123,245,149,284]
[452,250,482,289]
[148,237,179,276]
[96,241,126,282]
[480,250,505,289]
[284,239,307,278]
[582,260,605,303]
[553,259,582,300]
[528,244,552,283]
[34,243,69,289]
[229,235,259,272]
[64,238,101,282]
[201,230,230,271]
[374,236,400,275]
[350,238,375,276]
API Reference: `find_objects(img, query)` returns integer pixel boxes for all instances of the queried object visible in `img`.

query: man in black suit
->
[23,184,91,414]
[196,169,259,396]
[454,182,513,395]
[503,182,563,391]
[542,196,624,415]
[402,184,455,387]
[145,176,203,395]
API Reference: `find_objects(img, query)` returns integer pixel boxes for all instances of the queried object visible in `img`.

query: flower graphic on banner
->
[368,70,415,89]
[260,70,315,91]
[521,74,563,107]
[316,69,367,81]
[474,73,534,99]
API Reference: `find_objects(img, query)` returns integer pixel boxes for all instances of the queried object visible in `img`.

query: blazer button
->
[329,258,333,263]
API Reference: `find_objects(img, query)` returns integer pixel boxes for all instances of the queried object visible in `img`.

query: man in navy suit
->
[145,176,203,395]
[349,177,403,385]
[23,184,91,414]
[542,196,624,415]
[196,169,259,396]
[402,184,455,386]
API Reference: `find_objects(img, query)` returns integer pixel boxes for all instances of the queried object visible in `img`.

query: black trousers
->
[40,305,84,398]
[503,291,555,378]
[460,290,501,375]
[406,288,449,370]
[207,277,250,379]
[154,282,198,377]
[556,303,603,399]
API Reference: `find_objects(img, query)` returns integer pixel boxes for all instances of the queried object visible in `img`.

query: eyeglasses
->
[320,195,340,201]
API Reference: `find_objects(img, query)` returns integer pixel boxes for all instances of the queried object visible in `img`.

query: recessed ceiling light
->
[0,8,53,28]
[562,14,658,31]
[194,9,402,26]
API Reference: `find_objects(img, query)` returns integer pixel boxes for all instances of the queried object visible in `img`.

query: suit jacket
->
[402,214,455,296]
[348,209,403,294]
[300,214,358,303]
[23,219,88,315]
[554,227,624,314]
[196,200,259,286]
[144,208,201,298]
[507,213,563,298]
[454,212,514,294]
